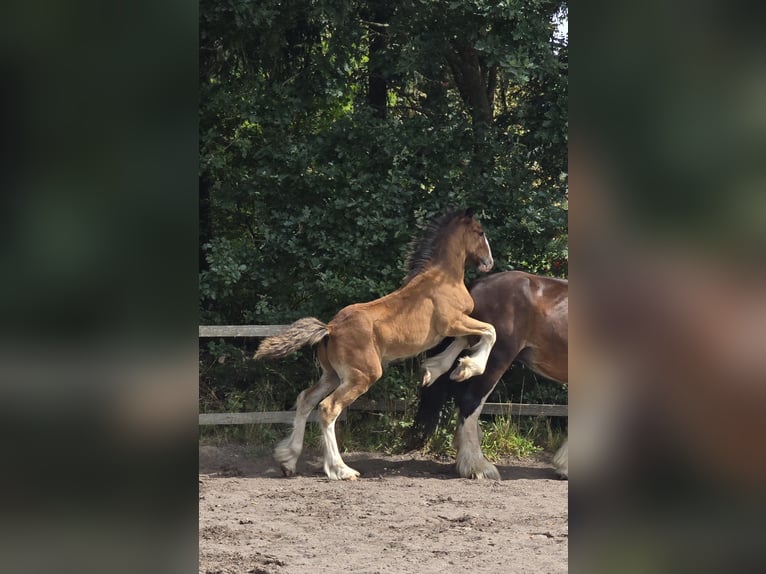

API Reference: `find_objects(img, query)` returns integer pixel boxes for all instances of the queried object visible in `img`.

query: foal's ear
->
[463,207,475,218]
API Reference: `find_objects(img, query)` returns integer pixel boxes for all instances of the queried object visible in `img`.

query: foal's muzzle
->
[478,257,494,273]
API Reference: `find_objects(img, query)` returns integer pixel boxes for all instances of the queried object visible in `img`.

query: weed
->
[480,416,543,460]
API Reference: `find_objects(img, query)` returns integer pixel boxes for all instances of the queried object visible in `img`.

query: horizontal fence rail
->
[199,326,568,424]
[199,399,567,425]
[199,411,328,425]
[199,325,289,338]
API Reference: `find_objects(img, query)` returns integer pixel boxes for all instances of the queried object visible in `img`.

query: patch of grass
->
[419,414,458,459]
[480,415,567,460]
[536,415,568,453]
[480,415,543,460]
[199,419,326,453]
[200,423,280,449]
[199,401,567,464]
[336,411,413,454]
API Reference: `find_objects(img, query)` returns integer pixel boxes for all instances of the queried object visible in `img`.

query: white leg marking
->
[422,338,469,386]
[274,375,337,476]
[455,397,500,480]
[553,439,568,479]
[450,326,496,381]
[321,416,360,480]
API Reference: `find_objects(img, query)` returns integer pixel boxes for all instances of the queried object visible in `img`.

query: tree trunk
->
[366,3,392,119]
[445,42,494,129]
[445,40,499,174]
[199,173,213,273]
[422,66,450,118]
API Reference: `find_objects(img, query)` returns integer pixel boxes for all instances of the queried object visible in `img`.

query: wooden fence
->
[199,325,568,425]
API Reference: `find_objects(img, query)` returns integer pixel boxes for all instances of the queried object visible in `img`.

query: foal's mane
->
[403,209,469,284]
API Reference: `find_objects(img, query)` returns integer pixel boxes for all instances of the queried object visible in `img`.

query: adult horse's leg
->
[274,361,340,476]
[453,350,512,480]
[552,439,568,479]
[455,396,497,480]
[521,342,568,479]
[318,357,383,480]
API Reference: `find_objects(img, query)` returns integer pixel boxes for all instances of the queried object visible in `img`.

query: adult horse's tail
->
[254,317,329,360]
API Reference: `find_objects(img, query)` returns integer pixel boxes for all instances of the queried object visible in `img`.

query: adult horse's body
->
[413,270,568,480]
[255,209,496,480]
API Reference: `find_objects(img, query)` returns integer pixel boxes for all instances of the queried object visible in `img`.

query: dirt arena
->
[199,444,568,573]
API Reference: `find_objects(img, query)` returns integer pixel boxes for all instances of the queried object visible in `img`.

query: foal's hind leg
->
[319,362,382,480]
[274,366,339,476]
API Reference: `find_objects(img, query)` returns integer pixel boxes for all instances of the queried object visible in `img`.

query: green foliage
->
[419,411,459,458]
[480,416,543,460]
[490,365,569,406]
[200,0,568,422]
[199,238,248,302]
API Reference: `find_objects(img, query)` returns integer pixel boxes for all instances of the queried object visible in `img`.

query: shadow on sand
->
[199,444,561,481]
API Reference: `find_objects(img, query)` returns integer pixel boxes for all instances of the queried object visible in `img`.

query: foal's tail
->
[254,317,329,360]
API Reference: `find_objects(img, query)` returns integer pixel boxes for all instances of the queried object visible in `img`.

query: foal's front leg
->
[421,337,469,386]
[447,316,497,382]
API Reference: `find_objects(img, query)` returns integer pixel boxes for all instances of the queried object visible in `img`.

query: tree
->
[201,0,566,320]
[199,0,568,408]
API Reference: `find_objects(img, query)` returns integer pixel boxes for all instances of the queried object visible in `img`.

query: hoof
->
[325,465,361,481]
[450,357,478,381]
[456,461,501,480]
[422,369,432,386]
[470,468,501,481]
[456,449,501,480]
[274,440,299,476]
[449,368,468,382]
[467,464,501,480]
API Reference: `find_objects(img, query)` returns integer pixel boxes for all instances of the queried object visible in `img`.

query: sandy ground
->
[199,444,568,574]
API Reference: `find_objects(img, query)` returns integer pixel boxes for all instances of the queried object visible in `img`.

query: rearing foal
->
[254,209,496,480]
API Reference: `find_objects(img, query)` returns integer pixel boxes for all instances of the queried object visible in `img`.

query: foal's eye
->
[478,231,485,237]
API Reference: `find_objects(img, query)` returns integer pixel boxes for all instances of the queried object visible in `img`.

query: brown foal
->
[254,209,496,480]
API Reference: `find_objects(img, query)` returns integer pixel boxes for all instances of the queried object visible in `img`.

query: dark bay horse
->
[255,209,496,480]
[413,270,568,479]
